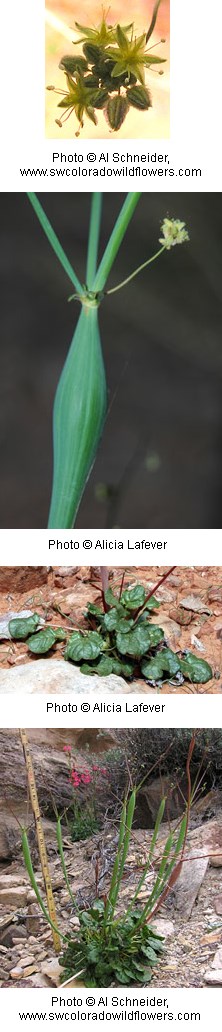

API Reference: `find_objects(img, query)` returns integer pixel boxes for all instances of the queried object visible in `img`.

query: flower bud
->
[105,95,129,130]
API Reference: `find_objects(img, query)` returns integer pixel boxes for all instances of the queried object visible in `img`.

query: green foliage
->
[48,6,166,134]
[8,582,213,686]
[141,648,181,680]
[65,630,105,663]
[59,903,163,986]
[22,757,193,987]
[27,626,66,654]
[70,812,100,842]
[179,652,213,684]
[8,613,40,639]
[58,785,187,986]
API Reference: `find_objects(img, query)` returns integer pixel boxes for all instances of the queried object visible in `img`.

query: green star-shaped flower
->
[57,74,99,133]
[74,13,133,48]
[106,24,166,85]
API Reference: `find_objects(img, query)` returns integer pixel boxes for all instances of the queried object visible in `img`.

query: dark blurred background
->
[0,192,221,529]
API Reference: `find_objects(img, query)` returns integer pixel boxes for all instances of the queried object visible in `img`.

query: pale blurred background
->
[45,1,170,139]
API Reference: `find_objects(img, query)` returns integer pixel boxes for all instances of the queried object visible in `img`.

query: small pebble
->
[20,955,35,968]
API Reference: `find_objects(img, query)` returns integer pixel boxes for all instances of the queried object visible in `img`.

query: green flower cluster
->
[47,6,166,136]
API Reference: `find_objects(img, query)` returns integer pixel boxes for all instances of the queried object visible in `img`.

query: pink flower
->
[63,745,72,752]
[71,772,81,786]
[81,774,91,784]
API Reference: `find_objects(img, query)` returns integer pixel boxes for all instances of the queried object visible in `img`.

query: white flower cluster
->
[159,218,189,250]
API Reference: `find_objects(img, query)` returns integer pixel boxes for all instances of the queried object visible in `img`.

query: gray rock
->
[204,969,222,985]
[151,918,175,938]
[0,659,131,694]
[171,850,209,917]
[212,948,222,969]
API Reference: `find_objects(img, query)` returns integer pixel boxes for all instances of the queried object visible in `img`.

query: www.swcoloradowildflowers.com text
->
[19,163,201,179]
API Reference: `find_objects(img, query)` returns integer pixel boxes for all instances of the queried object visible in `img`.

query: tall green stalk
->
[28,193,82,294]
[92,192,141,292]
[86,194,103,289]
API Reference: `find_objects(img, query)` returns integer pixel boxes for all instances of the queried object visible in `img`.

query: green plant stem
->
[120,797,166,923]
[103,798,127,926]
[22,828,67,943]
[86,194,103,289]
[27,193,83,294]
[56,817,77,909]
[92,192,141,293]
[105,790,136,924]
[146,0,162,42]
[106,245,166,295]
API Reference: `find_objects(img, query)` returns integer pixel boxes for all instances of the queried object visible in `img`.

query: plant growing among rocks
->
[9,569,213,688]
[21,734,197,987]
[47,3,167,136]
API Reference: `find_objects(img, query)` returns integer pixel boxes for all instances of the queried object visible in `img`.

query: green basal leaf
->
[179,652,212,683]
[141,654,165,680]
[122,584,146,608]
[65,630,104,662]
[111,658,135,678]
[91,656,114,675]
[141,945,160,961]
[141,647,180,681]
[162,647,182,674]
[105,587,122,608]
[104,609,134,632]
[103,608,119,630]
[27,627,57,654]
[145,625,164,646]
[116,623,164,658]
[117,617,135,633]
[54,626,67,641]
[9,613,40,640]
[86,602,103,618]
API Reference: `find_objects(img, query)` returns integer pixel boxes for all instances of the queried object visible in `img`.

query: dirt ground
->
[0,566,221,693]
